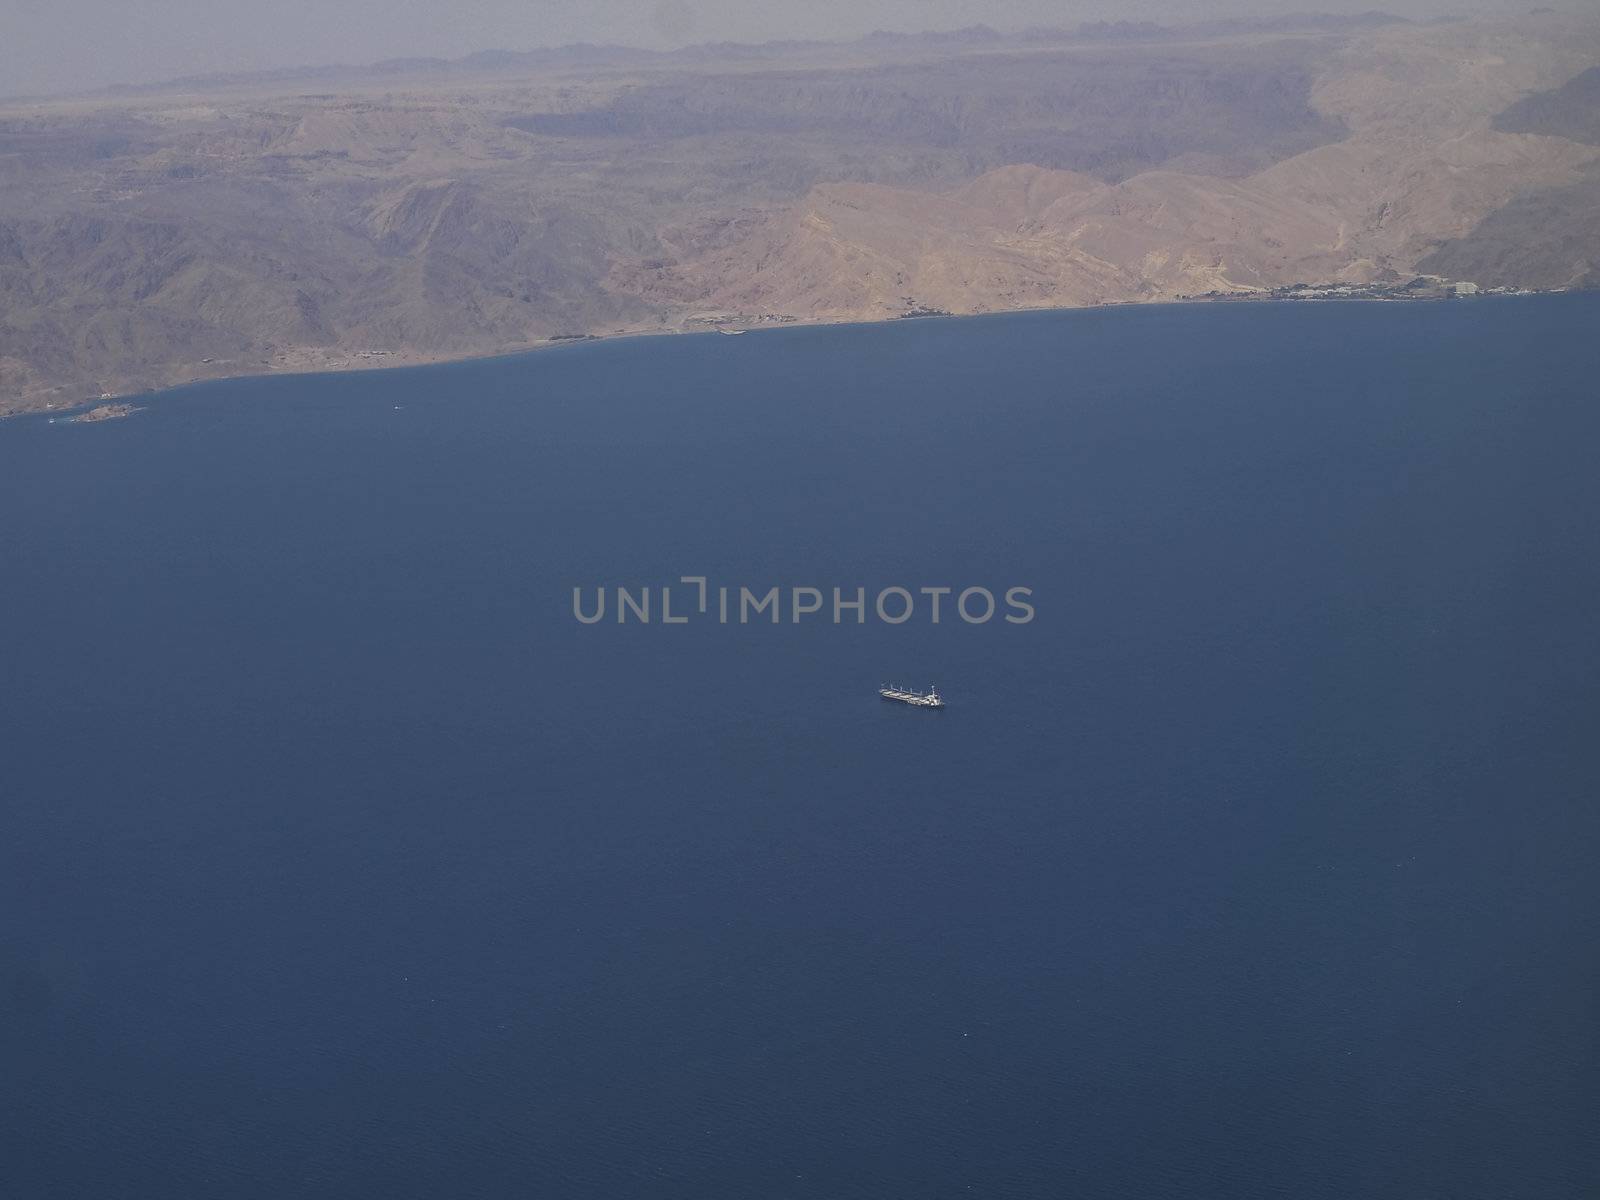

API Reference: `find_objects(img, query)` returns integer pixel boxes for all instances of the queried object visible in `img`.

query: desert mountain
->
[615,18,1600,319]
[2,13,1599,415]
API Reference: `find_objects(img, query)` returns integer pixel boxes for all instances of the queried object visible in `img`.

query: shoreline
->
[12,287,1580,424]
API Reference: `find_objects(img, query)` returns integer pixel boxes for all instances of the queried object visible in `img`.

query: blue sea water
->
[2,297,1598,1198]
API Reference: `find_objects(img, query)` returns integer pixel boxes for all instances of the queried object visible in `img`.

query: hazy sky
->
[1,0,1549,97]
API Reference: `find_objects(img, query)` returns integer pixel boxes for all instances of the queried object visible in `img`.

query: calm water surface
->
[3,297,1598,1198]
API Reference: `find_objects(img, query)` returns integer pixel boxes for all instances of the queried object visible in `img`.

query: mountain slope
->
[612,17,1600,322]
[2,14,1599,415]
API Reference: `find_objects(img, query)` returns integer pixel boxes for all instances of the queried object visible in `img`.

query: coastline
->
[10,287,1579,424]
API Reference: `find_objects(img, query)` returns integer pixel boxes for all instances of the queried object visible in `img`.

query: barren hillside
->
[2,12,1598,416]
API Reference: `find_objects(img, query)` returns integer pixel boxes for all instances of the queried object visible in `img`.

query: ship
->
[879,683,945,708]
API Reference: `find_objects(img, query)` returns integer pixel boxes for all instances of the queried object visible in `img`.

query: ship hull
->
[879,689,945,708]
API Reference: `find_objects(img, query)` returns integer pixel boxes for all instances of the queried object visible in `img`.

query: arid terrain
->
[3,11,1599,416]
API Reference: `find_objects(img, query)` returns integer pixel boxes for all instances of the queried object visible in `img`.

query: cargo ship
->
[879,683,945,708]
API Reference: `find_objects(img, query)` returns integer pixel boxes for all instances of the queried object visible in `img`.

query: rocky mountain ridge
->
[2,12,1598,416]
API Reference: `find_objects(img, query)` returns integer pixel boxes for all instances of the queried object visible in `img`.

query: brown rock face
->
[614,19,1600,322]
[3,13,1599,414]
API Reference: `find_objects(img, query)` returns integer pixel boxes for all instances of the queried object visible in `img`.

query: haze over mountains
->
[2,10,1599,414]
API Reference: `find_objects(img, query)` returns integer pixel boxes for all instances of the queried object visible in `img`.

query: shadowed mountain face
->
[1492,66,1600,145]
[1419,167,1600,291]
[2,14,1599,415]
[510,46,1346,183]
[1418,64,1600,289]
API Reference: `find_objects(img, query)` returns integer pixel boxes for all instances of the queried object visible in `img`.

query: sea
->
[3,296,1597,1199]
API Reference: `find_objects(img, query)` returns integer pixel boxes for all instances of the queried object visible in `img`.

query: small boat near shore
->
[879,683,945,709]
